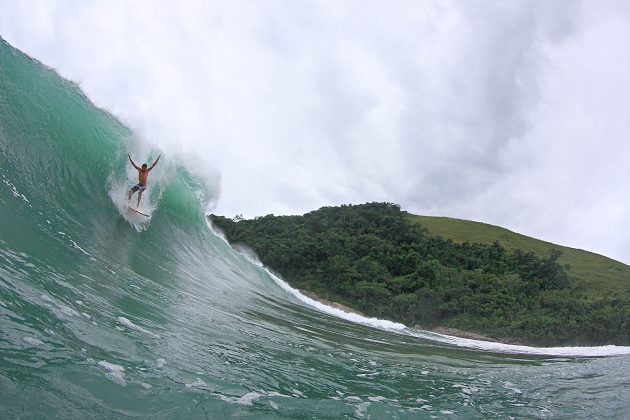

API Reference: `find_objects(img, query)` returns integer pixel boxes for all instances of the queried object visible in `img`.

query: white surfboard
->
[128,206,150,217]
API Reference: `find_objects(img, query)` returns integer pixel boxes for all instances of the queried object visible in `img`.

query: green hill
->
[408,215,630,295]
[211,203,630,345]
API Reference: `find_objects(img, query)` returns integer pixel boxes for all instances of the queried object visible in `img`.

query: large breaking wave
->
[1,38,629,418]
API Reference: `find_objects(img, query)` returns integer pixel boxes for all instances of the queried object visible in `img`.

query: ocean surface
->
[1,38,629,419]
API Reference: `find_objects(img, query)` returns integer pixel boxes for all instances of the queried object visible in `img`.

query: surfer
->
[127,153,160,209]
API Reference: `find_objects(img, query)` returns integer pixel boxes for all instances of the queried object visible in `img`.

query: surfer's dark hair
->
[142,163,147,168]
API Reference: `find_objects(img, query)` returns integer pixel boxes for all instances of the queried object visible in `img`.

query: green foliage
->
[408,214,630,293]
[211,203,630,345]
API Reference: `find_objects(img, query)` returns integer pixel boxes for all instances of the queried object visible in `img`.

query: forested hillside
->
[409,214,630,293]
[210,203,630,345]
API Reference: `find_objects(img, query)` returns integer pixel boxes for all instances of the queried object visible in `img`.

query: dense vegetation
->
[211,203,630,345]
[408,214,630,294]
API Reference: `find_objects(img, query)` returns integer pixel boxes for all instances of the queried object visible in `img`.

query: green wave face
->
[1,38,629,418]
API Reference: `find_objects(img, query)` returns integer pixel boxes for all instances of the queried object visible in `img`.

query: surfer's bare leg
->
[128,189,133,202]
[136,191,142,208]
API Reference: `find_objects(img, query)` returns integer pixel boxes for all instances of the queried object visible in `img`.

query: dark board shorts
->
[130,184,146,193]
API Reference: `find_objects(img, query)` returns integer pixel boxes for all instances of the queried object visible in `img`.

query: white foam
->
[156,358,166,368]
[99,361,124,373]
[40,294,55,303]
[503,381,523,394]
[270,401,279,410]
[40,294,76,317]
[185,378,207,389]
[22,336,44,346]
[69,239,91,256]
[60,305,80,317]
[452,383,477,396]
[267,391,292,398]
[355,402,371,418]
[220,391,263,406]
[0,300,6,307]
[98,361,126,386]
[117,316,160,338]
[104,371,126,386]
[236,391,262,406]
[409,329,630,357]
[2,175,31,205]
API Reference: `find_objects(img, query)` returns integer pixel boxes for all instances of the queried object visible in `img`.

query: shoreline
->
[298,289,364,316]
[417,325,511,344]
[298,288,519,344]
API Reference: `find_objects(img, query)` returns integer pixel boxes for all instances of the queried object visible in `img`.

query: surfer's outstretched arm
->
[128,154,140,170]
[148,154,161,171]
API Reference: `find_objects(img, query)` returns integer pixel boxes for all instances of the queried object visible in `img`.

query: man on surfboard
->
[127,153,160,209]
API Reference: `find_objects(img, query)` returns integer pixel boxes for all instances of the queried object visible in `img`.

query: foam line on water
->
[408,329,630,357]
[265,267,406,331]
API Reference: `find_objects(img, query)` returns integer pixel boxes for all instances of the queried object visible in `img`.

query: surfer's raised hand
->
[128,154,140,170]
[149,154,161,171]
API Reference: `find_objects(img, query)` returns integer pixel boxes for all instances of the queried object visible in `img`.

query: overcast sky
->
[1,0,629,263]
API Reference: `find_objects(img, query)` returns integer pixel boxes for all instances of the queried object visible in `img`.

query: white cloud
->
[1,0,629,263]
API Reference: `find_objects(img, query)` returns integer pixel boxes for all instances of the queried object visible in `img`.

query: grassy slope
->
[407,214,630,295]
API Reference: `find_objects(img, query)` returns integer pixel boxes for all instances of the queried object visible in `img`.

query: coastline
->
[298,289,364,316]
[418,326,509,343]
[298,288,516,344]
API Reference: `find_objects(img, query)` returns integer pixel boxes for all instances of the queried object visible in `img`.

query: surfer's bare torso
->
[137,167,150,186]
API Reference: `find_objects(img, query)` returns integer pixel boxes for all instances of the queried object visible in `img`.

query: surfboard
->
[128,206,150,217]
